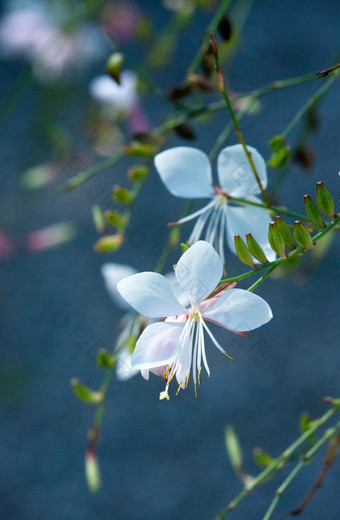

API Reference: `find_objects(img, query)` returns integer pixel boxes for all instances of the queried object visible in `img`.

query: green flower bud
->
[293,221,314,249]
[71,379,103,403]
[268,222,286,258]
[316,182,335,218]
[105,210,128,231]
[106,52,124,84]
[127,165,149,182]
[304,195,326,229]
[267,147,291,168]
[97,349,116,369]
[225,426,243,476]
[113,186,134,205]
[269,134,286,152]
[234,235,254,267]
[275,216,296,250]
[92,205,105,234]
[94,234,124,253]
[85,447,101,494]
[123,142,158,157]
[253,448,274,468]
[246,233,269,264]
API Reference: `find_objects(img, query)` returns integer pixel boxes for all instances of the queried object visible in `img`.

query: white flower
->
[89,72,138,112]
[117,241,273,398]
[0,8,104,82]
[154,144,275,264]
[101,263,188,382]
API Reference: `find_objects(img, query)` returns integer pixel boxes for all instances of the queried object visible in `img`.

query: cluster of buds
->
[234,182,336,266]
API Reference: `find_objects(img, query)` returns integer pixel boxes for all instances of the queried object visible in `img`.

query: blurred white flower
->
[0,7,105,82]
[90,72,138,112]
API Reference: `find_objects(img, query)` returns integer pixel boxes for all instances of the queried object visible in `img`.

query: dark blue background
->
[0,1,340,519]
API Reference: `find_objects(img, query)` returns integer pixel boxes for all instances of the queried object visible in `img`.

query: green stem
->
[247,265,277,292]
[220,214,340,284]
[282,72,339,139]
[212,39,270,206]
[229,196,309,221]
[215,405,338,519]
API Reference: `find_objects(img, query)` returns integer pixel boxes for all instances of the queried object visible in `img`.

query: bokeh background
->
[0,1,339,519]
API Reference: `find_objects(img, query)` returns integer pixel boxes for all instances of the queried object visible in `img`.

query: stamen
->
[194,383,198,398]
[159,385,170,400]
[176,382,183,395]
[198,367,202,385]
[185,372,190,388]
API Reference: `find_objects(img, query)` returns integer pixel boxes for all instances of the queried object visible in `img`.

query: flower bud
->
[209,33,219,60]
[234,235,255,267]
[218,15,233,41]
[267,147,290,168]
[92,205,105,234]
[127,165,149,182]
[268,222,286,258]
[173,123,196,140]
[316,182,335,218]
[269,135,285,152]
[113,186,134,205]
[106,52,124,84]
[168,83,192,101]
[105,210,128,231]
[97,349,116,369]
[293,221,314,249]
[225,426,243,476]
[304,195,326,229]
[187,73,214,92]
[123,142,158,157]
[246,233,269,264]
[275,216,296,250]
[85,446,101,494]
[71,379,103,403]
[94,234,124,252]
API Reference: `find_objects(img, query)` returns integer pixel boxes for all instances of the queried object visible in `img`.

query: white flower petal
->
[154,147,214,198]
[204,288,273,331]
[175,241,223,307]
[131,321,183,369]
[115,350,139,381]
[217,144,267,197]
[101,263,138,310]
[117,272,186,317]
[226,204,276,263]
[89,71,137,109]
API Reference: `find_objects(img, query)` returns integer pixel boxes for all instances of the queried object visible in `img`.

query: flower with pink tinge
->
[117,241,272,398]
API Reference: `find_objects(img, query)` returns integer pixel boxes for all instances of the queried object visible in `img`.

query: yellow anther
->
[198,367,202,385]
[223,352,233,359]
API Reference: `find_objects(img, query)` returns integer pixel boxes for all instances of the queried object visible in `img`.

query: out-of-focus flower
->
[102,2,143,44]
[155,145,275,265]
[117,241,273,398]
[89,72,151,137]
[0,7,105,82]
[0,228,15,260]
[25,222,76,252]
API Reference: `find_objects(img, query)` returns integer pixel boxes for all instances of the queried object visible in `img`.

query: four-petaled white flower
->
[117,241,272,398]
[154,144,275,265]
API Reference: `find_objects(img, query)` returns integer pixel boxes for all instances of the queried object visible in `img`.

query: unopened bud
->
[316,182,335,218]
[173,123,196,140]
[168,83,192,101]
[94,234,124,252]
[127,165,149,182]
[71,379,103,403]
[113,186,134,205]
[275,216,296,250]
[234,235,255,267]
[209,33,219,60]
[268,222,286,258]
[106,52,124,84]
[218,15,232,41]
[92,205,105,234]
[269,135,285,152]
[105,210,128,231]
[187,73,214,92]
[293,145,313,169]
[293,221,314,249]
[97,349,116,369]
[246,234,269,264]
[267,147,290,168]
[85,446,101,494]
[123,142,158,157]
[304,195,326,228]
[169,227,180,248]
